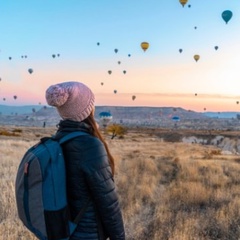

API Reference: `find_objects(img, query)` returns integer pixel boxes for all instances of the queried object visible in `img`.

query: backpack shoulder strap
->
[59,131,89,145]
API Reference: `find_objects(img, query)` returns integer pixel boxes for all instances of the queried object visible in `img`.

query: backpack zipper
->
[51,163,57,207]
[23,161,31,223]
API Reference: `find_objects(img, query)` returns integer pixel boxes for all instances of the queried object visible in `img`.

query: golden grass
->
[1,127,240,239]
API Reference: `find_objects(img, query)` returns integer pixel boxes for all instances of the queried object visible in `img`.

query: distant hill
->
[33,106,208,120]
[0,104,239,120]
[203,112,240,119]
[94,106,206,120]
[1,105,240,130]
[0,104,43,115]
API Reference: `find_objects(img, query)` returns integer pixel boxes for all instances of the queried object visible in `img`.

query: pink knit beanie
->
[45,81,95,122]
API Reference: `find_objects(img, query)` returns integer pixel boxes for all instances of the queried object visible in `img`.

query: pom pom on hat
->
[45,84,69,107]
[45,81,95,122]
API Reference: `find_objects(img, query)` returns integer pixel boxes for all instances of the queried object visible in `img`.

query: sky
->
[0,0,240,112]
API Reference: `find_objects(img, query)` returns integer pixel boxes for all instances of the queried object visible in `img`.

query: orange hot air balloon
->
[194,54,200,62]
[141,42,149,52]
[179,0,188,7]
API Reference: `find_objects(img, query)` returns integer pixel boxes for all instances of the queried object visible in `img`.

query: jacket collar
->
[57,119,92,134]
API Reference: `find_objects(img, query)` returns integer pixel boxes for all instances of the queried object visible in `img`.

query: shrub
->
[106,124,127,139]
[12,128,22,133]
[0,130,21,137]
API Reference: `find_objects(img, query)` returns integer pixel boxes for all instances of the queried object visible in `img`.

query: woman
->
[45,81,125,240]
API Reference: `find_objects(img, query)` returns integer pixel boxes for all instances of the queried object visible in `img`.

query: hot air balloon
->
[179,0,188,7]
[195,93,197,96]
[99,112,112,119]
[114,49,118,53]
[13,95,17,100]
[0,78,1,81]
[118,61,121,64]
[237,101,239,104]
[9,57,12,60]
[52,54,56,58]
[141,42,149,52]
[123,70,126,74]
[179,49,183,53]
[128,54,131,57]
[57,54,60,57]
[97,42,100,46]
[214,46,219,50]
[108,70,112,75]
[188,4,191,8]
[28,68,33,74]
[132,95,136,101]
[172,116,180,121]
[99,112,112,127]
[101,82,104,86]
[114,90,117,94]
[194,26,197,30]
[222,10,233,24]
[194,54,200,62]
[3,98,6,101]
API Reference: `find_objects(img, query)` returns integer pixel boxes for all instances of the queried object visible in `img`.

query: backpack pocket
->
[44,206,70,240]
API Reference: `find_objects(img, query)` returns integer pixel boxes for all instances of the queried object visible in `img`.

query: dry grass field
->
[1,126,240,239]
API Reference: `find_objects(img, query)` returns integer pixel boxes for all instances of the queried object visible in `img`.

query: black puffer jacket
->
[55,120,125,240]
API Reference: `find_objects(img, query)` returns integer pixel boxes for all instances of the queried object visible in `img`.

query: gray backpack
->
[15,131,89,240]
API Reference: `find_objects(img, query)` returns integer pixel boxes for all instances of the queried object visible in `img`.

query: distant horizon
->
[1,103,240,114]
[1,92,240,112]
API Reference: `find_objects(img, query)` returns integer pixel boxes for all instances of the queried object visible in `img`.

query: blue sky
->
[0,0,240,111]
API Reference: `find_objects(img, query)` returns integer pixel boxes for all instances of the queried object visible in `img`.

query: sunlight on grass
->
[1,127,240,239]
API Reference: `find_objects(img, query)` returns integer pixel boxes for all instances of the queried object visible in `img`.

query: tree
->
[106,124,127,139]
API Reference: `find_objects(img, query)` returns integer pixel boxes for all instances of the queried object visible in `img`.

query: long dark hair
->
[83,111,115,176]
